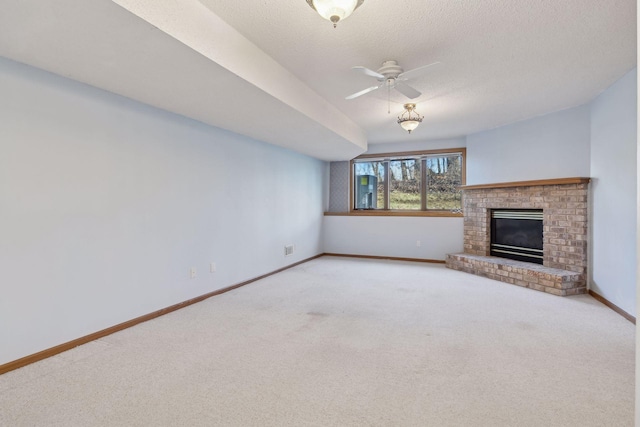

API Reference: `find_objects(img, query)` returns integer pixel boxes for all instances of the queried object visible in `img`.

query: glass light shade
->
[399,120,420,133]
[397,103,423,134]
[312,0,358,25]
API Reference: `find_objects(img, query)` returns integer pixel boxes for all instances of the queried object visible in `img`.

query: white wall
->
[0,57,326,365]
[463,71,637,317]
[365,137,467,155]
[323,138,466,261]
[323,216,464,261]
[466,105,591,185]
[590,68,637,316]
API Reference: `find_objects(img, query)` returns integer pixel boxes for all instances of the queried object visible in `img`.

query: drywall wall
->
[365,137,467,155]
[323,138,466,260]
[590,68,637,316]
[0,57,326,365]
[463,68,636,316]
[323,216,464,261]
[466,105,591,185]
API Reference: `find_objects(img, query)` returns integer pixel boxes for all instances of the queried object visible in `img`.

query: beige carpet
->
[0,256,634,426]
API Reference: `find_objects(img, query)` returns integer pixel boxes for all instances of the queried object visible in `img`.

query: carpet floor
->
[0,256,635,426]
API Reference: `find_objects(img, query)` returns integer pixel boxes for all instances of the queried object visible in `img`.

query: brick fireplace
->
[446,178,590,296]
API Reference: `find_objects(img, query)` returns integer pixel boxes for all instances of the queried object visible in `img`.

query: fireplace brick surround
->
[446,178,590,296]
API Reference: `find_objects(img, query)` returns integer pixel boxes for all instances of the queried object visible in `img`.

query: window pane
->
[426,155,462,210]
[389,159,421,210]
[354,162,385,209]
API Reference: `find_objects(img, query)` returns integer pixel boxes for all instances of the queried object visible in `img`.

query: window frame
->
[348,148,466,217]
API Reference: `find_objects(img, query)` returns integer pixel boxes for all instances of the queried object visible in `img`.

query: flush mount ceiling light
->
[397,103,423,134]
[305,0,365,28]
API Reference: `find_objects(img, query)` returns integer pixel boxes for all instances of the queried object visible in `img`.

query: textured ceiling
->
[0,0,636,159]
[200,0,636,143]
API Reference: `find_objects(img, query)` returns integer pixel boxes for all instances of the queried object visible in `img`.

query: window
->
[389,158,421,210]
[351,148,465,214]
[354,161,385,209]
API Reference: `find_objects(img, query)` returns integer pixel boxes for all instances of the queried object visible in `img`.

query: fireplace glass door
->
[490,209,543,264]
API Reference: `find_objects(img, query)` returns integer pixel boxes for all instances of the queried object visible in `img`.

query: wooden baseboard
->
[0,254,323,376]
[323,253,446,264]
[588,290,636,324]
[16,254,616,376]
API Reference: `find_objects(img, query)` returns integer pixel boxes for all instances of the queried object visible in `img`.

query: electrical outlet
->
[416,240,421,247]
[284,244,294,256]
[190,267,197,279]
[210,262,216,273]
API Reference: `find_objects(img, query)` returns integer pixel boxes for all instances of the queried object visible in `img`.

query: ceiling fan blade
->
[397,61,441,81]
[352,66,385,79]
[395,82,421,99]
[345,85,382,100]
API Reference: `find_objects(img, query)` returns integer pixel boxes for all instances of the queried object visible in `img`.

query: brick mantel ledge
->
[461,177,591,191]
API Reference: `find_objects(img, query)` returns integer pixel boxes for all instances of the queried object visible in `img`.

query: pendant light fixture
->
[306,0,365,28]
[397,103,423,134]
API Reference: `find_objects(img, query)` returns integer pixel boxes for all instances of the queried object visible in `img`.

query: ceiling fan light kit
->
[306,0,364,27]
[398,103,423,134]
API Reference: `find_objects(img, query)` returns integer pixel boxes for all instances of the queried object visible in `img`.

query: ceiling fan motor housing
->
[377,60,404,79]
[345,59,438,100]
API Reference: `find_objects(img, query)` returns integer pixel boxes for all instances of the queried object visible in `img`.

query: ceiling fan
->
[346,60,440,100]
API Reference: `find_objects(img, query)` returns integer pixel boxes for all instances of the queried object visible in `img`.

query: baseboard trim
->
[323,253,446,264]
[588,290,636,324]
[0,254,323,376]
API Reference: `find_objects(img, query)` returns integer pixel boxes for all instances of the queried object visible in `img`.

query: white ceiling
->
[0,0,636,160]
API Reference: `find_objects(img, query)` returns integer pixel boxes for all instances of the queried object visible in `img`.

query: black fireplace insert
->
[490,209,543,264]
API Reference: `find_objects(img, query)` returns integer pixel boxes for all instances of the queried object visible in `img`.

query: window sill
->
[324,210,463,218]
